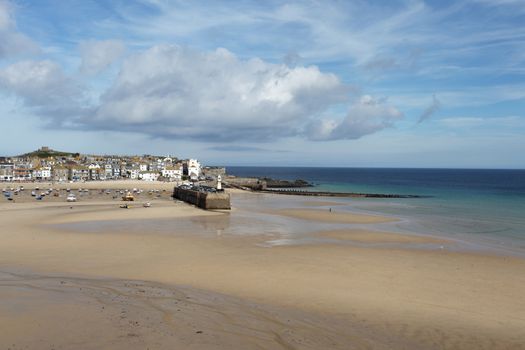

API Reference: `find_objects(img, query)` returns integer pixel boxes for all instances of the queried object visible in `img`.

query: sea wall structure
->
[173,186,231,210]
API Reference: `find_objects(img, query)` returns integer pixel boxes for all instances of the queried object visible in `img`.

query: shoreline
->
[1,185,525,349]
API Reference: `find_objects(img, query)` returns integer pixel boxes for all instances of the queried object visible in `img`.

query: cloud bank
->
[89,45,375,141]
[0,60,85,126]
[1,43,402,142]
[79,40,126,75]
[0,1,38,58]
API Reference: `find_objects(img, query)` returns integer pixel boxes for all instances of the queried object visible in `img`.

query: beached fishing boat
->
[122,192,134,201]
[66,194,77,202]
[143,202,151,208]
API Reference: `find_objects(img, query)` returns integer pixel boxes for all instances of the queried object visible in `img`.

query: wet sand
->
[1,185,525,349]
[276,208,397,224]
[315,229,448,244]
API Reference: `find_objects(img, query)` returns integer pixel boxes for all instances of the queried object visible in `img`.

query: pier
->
[173,185,231,210]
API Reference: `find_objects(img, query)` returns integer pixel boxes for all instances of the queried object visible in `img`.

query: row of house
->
[0,147,211,183]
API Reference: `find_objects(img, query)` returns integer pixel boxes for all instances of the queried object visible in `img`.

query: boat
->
[122,192,134,201]
[66,194,77,202]
[31,191,36,197]
[36,196,43,200]
[143,202,151,208]
[119,203,130,209]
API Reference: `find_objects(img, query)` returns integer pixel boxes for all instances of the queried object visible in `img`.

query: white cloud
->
[0,60,85,126]
[0,45,402,142]
[0,1,39,58]
[79,39,126,75]
[306,95,403,141]
[89,45,396,141]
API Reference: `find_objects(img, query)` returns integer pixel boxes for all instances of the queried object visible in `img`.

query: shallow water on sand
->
[228,167,525,254]
[54,193,525,256]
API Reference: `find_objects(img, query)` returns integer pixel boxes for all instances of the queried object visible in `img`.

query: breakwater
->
[173,186,231,210]
[260,188,427,198]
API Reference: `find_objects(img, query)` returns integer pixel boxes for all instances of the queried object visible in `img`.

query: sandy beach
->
[1,181,525,349]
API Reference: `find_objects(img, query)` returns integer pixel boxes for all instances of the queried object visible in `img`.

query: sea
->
[227,167,525,256]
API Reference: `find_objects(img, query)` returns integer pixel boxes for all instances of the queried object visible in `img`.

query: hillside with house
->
[0,146,225,183]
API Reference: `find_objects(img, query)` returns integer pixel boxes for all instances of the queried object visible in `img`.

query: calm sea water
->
[227,167,525,254]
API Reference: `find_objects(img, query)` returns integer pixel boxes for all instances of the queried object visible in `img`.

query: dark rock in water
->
[263,178,313,188]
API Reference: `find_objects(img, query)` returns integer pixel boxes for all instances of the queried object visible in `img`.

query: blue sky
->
[0,0,524,168]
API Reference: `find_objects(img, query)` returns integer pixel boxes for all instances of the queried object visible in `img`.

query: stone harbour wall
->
[173,187,231,210]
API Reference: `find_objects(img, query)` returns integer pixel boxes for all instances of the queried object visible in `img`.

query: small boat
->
[66,194,77,202]
[119,203,130,209]
[122,192,134,201]
[36,196,43,200]
[31,191,36,197]
[143,202,151,208]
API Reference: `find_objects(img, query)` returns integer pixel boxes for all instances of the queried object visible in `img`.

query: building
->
[161,165,183,181]
[52,166,69,182]
[184,159,201,181]
[33,166,52,180]
[13,168,32,181]
[104,164,113,179]
[0,163,14,182]
[139,171,160,181]
[70,166,89,181]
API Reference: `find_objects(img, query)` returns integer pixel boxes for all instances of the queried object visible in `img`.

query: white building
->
[88,163,101,180]
[187,159,201,181]
[104,164,113,178]
[162,166,183,181]
[139,171,160,181]
[33,166,52,180]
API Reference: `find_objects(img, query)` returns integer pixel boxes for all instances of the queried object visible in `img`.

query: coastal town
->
[0,146,225,183]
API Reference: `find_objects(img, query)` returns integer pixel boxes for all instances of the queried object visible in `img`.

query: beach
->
[1,181,525,349]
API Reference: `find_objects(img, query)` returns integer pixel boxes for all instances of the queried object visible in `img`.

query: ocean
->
[227,167,525,255]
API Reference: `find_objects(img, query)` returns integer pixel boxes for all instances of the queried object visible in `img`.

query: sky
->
[0,0,524,168]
